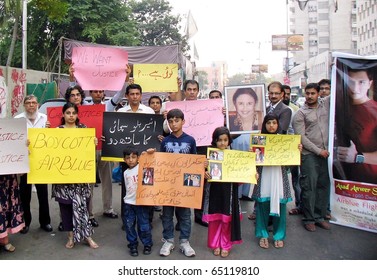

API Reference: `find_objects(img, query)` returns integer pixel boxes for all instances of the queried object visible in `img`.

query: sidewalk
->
[1,183,376,260]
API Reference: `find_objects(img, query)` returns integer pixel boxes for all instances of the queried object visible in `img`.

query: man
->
[184,175,194,186]
[14,95,52,234]
[148,95,163,114]
[209,90,222,99]
[282,85,299,112]
[318,79,331,98]
[292,83,331,232]
[266,81,292,134]
[337,68,377,184]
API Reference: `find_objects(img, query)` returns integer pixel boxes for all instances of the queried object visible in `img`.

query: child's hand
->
[204,159,209,169]
[146,148,156,154]
[298,143,303,152]
[94,137,98,146]
[45,121,51,128]
[204,171,211,180]
[158,135,164,142]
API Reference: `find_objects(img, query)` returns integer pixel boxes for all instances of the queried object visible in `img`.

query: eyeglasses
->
[25,101,38,105]
[320,87,330,91]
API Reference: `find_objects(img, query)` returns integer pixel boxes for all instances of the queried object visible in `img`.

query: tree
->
[128,0,189,53]
[196,70,209,92]
[227,73,246,86]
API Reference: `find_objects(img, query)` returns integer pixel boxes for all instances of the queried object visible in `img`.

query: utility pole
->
[22,0,27,69]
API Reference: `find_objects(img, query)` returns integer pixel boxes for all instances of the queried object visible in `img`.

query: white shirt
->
[14,111,48,129]
[117,103,155,114]
[123,164,139,205]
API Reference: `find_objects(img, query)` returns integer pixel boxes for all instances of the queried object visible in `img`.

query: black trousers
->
[20,174,51,227]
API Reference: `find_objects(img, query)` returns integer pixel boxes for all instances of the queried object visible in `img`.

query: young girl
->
[51,103,99,249]
[203,126,243,258]
[251,114,301,249]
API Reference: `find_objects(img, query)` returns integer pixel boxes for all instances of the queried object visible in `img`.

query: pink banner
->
[166,99,224,146]
[72,47,128,91]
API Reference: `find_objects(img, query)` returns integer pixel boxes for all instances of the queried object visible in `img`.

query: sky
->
[168,0,289,76]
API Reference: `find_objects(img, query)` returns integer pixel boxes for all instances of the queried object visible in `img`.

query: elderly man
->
[14,95,52,234]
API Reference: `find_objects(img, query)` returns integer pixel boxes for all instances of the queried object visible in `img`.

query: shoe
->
[194,217,208,227]
[175,222,181,231]
[315,221,330,230]
[160,240,174,256]
[289,208,303,215]
[304,223,316,232]
[94,184,99,188]
[103,211,118,219]
[325,213,332,220]
[129,247,138,257]
[40,224,53,232]
[58,222,63,232]
[154,206,162,212]
[86,237,99,249]
[240,195,253,201]
[20,226,29,234]
[179,241,196,257]
[143,245,152,255]
[89,218,99,227]
[247,213,256,220]
[3,243,16,252]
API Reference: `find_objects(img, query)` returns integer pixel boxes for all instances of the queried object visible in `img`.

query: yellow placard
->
[207,148,257,184]
[136,152,206,209]
[250,134,301,166]
[133,64,178,92]
[27,128,96,184]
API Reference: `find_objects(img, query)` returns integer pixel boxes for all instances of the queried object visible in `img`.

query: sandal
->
[259,238,269,249]
[4,243,16,252]
[248,213,256,220]
[274,240,284,249]
[86,237,99,249]
[220,249,229,258]
[213,248,220,256]
[289,208,302,215]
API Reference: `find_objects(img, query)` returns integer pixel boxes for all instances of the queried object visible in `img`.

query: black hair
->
[125,84,142,95]
[123,146,139,157]
[282,84,291,91]
[209,90,222,98]
[65,85,85,104]
[183,80,199,91]
[261,113,280,134]
[267,81,284,92]
[305,83,320,92]
[148,95,162,105]
[232,87,258,105]
[61,102,80,126]
[211,126,232,147]
[318,79,331,87]
[167,108,184,120]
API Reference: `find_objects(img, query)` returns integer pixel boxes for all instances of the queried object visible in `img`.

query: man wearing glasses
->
[14,95,53,234]
[318,79,331,98]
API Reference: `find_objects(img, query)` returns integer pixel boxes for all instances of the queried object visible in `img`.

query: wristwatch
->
[355,153,365,164]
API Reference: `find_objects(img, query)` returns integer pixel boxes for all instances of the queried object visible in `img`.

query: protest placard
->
[72,46,128,91]
[136,152,206,209]
[133,64,179,92]
[101,112,163,161]
[27,128,96,184]
[0,118,29,174]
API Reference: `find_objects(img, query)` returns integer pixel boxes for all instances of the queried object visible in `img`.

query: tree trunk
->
[6,17,19,67]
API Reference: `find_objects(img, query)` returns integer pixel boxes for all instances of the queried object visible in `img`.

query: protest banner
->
[27,128,96,184]
[101,112,163,161]
[166,99,224,146]
[72,46,128,91]
[133,64,179,92]
[207,148,257,184]
[0,76,7,118]
[329,52,377,233]
[250,134,301,166]
[0,118,29,174]
[136,152,206,209]
[47,104,105,150]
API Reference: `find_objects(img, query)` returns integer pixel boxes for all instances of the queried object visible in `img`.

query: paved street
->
[1,182,376,260]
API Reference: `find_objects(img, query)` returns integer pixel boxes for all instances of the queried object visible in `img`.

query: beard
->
[283,98,290,106]
[26,110,38,121]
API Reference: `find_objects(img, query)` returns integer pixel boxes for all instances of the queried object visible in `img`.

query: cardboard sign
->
[134,64,179,92]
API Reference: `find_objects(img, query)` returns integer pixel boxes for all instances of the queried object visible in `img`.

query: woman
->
[0,175,24,252]
[229,87,259,132]
[51,103,98,249]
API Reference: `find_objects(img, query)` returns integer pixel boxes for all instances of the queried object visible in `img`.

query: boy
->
[149,109,197,257]
[122,147,153,256]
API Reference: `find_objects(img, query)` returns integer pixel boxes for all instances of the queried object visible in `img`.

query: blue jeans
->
[122,203,153,248]
[162,206,191,242]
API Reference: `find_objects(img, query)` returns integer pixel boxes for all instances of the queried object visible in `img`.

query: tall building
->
[357,1,377,55]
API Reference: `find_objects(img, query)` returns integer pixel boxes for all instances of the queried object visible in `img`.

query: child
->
[149,108,197,257]
[51,102,98,249]
[122,147,153,257]
[203,127,243,258]
[251,114,301,249]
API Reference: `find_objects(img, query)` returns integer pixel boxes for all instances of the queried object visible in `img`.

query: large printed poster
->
[330,52,377,233]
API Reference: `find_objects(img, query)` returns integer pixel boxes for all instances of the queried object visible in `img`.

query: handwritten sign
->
[250,134,301,166]
[27,128,96,184]
[166,99,224,146]
[47,104,105,150]
[72,47,128,91]
[207,148,257,184]
[0,76,7,118]
[101,112,164,162]
[136,152,206,209]
[0,118,29,174]
[133,64,178,92]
